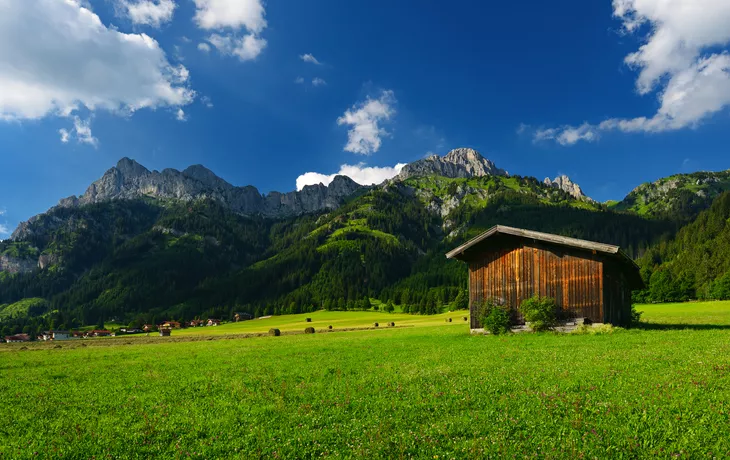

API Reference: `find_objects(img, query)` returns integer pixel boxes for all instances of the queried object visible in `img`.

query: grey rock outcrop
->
[53,158,362,219]
[0,254,37,274]
[543,175,591,201]
[397,148,507,180]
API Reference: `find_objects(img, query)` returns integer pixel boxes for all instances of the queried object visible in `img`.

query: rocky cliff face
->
[397,148,507,181]
[0,254,37,274]
[543,175,591,201]
[53,158,362,219]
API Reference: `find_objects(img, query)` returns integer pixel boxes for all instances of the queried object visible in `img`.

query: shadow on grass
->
[635,322,730,331]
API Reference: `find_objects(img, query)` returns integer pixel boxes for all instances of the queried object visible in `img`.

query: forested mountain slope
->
[0,148,725,335]
[635,192,730,303]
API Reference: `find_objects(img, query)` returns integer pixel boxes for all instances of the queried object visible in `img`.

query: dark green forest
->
[1,170,729,336]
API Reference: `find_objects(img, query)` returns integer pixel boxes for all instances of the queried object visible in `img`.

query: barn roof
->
[446,225,638,269]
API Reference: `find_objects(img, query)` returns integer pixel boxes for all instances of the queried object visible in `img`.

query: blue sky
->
[1,0,730,237]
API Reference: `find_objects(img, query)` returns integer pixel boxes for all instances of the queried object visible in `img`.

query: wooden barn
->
[446,225,644,328]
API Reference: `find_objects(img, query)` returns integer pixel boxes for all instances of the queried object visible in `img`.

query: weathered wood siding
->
[468,241,605,328]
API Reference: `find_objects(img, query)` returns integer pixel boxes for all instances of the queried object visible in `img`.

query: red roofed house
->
[5,333,31,343]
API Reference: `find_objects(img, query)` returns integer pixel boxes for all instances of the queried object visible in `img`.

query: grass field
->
[1,302,730,458]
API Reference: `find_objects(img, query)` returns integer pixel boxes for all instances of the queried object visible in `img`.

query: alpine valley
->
[2,148,730,334]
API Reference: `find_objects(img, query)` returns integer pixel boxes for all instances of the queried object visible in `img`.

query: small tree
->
[477,299,511,335]
[385,300,395,313]
[519,296,558,332]
[453,289,469,311]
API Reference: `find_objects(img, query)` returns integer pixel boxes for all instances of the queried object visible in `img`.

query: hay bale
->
[81,343,87,347]
[373,322,379,327]
[446,318,452,323]
[268,328,281,336]
[388,322,395,327]
[304,327,315,334]
[463,316,468,321]
[328,325,333,330]
[305,318,312,323]
[54,345,62,349]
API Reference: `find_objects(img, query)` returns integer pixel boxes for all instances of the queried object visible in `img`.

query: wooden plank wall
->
[469,242,604,328]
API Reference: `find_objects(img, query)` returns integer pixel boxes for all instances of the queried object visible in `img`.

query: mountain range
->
[1,148,729,334]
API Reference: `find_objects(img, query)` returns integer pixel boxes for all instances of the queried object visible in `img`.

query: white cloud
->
[0,0,193,130]
[207,33,266,61]
[193,0,266,32]
[176,108,187,121]
[294,76,305,84]
[300,53,321,65]
[296,163,407,191]
[534,123,600,146]
[59,129,70,143]
[58,117,99,147]
[73,117,98,147]
[194,0,267,62]
[200,96,213,108]
[120,0,176,27]
[0,224,9,238]
[0,209,6,216]
[198,42,211,53]
[337,90,396,155]
[535,0,730,145]
[312,77,327,87]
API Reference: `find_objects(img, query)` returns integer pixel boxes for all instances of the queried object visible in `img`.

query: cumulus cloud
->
[0,0,193,135]
[73,117,98,146]
[534,0,730,145]
[0,224,9,238]
[194,0,267,62]
[176,108,187,121]
[58,117,98,147]
[312,77,327,87]
[299,53,321,65]
[296,163,407,191]
[197,42,211,52]
[59,129,70,144]
[337,90,396,155]
[207,33,266,61]
[120,0,176,27]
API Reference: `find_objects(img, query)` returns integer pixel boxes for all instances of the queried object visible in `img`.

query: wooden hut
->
[446,225,644,328]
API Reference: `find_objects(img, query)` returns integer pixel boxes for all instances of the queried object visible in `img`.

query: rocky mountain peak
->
[182,164,233,190]
[14,158,366,233]
[397,148,508,181]
[543,175,590,201]
[116,157,150,178]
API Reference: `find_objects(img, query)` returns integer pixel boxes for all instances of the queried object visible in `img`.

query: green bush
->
[519,295,557,332]
[630,305,643,326]
[483,305,512,335]
[477,299,512,335]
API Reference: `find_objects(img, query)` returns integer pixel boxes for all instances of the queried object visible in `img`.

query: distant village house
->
[207,319,221,326]
[39,331,71,341]
[5,333,31,343]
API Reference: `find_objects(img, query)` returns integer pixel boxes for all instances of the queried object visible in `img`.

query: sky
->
[2,0,730,237]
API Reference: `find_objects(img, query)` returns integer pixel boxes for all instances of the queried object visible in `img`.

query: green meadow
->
[1,302,730,459]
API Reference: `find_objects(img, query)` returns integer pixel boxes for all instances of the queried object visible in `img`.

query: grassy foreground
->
[1,303,730,458]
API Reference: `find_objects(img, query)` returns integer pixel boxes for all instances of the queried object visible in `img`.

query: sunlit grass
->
[2,303,730,458]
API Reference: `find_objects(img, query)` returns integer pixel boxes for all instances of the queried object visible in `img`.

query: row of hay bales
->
[446,317,469,323]
[268,321,398,337]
